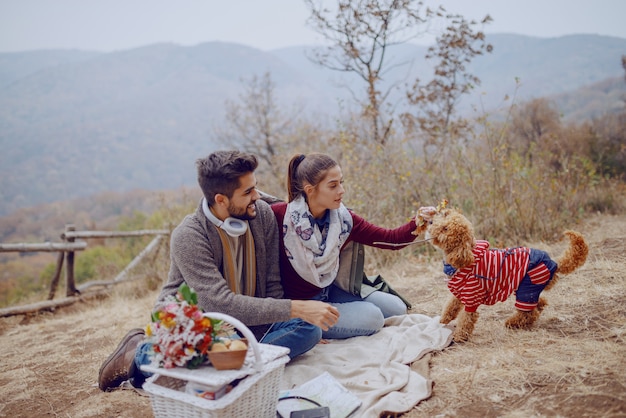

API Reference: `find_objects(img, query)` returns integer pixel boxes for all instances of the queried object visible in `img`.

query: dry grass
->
[0,212,624,417]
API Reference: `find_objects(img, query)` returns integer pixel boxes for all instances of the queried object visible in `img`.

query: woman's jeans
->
[133,318,320,380]
[314,284,407,339]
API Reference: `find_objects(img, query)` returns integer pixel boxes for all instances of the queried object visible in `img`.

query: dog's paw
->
[505,319,530,329]
[505,310,537,329]
[451,330,470,343]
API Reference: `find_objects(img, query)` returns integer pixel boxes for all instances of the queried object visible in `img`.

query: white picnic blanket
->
[281,314,453,417]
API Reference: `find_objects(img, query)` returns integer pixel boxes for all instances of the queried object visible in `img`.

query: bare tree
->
[403,13,492,159]
[216,72,287,168]
[622,55,626,104]
[214,72,324,195]
[304,0,439,145]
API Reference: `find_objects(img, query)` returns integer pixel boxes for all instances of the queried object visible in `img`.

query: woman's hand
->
[412,206,437,235]
[418,206,437,221]
[291,300,340,331]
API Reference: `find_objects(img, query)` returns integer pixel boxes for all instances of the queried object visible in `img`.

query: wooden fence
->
[0,224,169,317]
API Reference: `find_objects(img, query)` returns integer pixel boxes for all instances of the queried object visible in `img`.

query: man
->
[98,150,339,391]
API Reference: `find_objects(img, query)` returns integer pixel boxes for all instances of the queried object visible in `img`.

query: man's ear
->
[214,193,228,207]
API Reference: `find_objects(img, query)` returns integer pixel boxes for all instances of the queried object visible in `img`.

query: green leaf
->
[178,282,198,304]
[210,318,224,334]
[186,354,207,369]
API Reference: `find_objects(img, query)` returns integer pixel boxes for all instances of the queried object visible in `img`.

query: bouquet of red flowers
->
[146,283,222,369]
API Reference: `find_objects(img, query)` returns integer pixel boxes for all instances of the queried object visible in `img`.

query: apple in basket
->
[207,338,248,370]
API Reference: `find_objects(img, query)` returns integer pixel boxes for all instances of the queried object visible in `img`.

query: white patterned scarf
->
[283,195,353,288]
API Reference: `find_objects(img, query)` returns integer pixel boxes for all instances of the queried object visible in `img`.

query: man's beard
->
[228,201,257,221]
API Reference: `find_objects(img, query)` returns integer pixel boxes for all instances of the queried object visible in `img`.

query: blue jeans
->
[134,318,320,379]
[314,284,407,339]
[259,318,321,359]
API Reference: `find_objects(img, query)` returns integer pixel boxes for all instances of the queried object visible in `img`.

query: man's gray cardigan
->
[157,199,292,339]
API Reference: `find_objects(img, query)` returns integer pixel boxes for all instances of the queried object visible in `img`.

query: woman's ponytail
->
[287,154,306,202]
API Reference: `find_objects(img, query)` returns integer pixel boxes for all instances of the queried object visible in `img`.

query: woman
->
[271,152,433,339]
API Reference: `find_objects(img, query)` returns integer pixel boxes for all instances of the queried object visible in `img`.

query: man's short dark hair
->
[196,150,258,205]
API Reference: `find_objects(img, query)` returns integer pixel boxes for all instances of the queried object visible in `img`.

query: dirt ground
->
[0,212,624,417]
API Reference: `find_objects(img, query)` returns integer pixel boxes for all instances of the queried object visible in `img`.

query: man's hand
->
[291,300,340,331]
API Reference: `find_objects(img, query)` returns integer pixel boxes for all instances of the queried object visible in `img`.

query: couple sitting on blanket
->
[98,150,433,391]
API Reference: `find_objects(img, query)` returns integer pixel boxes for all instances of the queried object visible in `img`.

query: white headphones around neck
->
[202,198,248,238]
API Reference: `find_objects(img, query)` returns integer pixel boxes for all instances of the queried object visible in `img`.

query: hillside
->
[0,211,624,417]
[553,75,626,121]
[1,34,625,216]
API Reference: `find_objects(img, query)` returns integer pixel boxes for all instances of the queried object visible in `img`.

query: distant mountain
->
[1,34,625,216]
[0,42,333,216]
[467,34,626,111]
[0,49,101,88]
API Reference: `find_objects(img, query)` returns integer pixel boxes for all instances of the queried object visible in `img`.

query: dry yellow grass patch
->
[0,213,624,417]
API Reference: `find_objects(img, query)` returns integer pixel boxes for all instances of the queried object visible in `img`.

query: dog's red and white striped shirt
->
[446,240,532,312]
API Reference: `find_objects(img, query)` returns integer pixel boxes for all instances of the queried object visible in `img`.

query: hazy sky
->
[1,0,625,53]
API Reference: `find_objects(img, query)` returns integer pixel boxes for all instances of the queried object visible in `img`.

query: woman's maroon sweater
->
[271,202,417,299]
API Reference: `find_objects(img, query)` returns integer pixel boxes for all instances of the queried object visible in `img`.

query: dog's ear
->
[447,238,475,269]
[443,211,476,269]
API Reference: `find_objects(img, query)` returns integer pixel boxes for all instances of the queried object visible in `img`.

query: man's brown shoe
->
[98,328,145,391]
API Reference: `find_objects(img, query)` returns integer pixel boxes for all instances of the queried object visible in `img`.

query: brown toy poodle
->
[426,207,589,342]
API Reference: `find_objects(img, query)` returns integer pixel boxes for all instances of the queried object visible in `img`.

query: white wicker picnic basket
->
[141,312,290,418]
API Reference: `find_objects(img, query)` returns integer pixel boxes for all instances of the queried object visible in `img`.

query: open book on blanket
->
[277,371,361,418]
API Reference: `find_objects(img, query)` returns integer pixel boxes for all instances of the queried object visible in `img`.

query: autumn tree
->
[586,59,626,182]
[508,98,562,165]
[304,0,440,145]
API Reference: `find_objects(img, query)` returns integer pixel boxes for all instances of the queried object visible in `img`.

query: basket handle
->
[202,312,263,372]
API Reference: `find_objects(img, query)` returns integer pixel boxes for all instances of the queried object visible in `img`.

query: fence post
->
[65,224,79,296]
[47,252,65,300]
